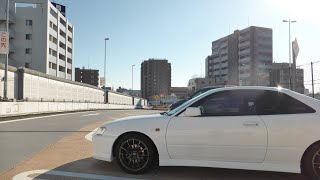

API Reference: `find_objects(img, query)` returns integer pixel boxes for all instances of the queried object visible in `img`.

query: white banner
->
[0,31,9,54]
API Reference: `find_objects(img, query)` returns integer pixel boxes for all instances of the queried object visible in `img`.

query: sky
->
[59,0,320,90]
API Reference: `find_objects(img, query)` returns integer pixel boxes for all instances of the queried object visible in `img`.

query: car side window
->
[190,90,257,116]
[256,90,315,115]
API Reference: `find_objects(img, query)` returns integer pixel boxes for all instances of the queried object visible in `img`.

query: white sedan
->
[92,86,320,179]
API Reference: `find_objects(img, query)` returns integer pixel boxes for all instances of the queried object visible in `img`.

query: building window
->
[68,36,73,43]
[67,69,72,74]
[59,66,65,72]
[25,48,32,54]
[25,63,30,68]
[26,20,33,26]
[49,62,57,70]
[67,58,72,64]
[26,34,32,40]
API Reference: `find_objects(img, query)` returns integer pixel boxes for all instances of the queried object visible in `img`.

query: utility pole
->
[4,0,10,100]
[283,19,296,90]
[104,38,109,103]
[311,62,314,98]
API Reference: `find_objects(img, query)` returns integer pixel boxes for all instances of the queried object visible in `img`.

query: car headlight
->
[95,127,106,135]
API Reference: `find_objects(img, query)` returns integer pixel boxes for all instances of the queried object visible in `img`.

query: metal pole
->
[311,62,314,98]
[131,64,135,90]
[4,0,9,100]
[288,20,292,90]
[104,38,108,103]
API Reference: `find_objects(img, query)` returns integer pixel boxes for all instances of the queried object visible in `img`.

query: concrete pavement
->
[0,110,307,180]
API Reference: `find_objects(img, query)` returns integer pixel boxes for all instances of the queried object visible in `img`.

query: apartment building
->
[75,68,99,87]
[206,26,272,86]
[141,59,171,100]
[271,63,304,94]
[0,0,74,80]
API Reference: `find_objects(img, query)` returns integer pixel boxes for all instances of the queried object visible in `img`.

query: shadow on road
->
[35,157,307,180]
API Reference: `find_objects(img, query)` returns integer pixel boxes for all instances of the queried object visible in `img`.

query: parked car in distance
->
[169,85,235,110]
[92,86,320,180]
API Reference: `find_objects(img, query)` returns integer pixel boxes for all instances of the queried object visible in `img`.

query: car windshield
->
[166,89,215,116]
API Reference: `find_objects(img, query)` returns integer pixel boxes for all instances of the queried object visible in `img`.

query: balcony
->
[49,69,57,76]
[67,74,72,80]
[49,28,57,38]
[239,41,250,47]
[239,57,251,63]
[67,62,72,69]
[239,49,250,55]
[239,35,250,41]
[59,59,65,66]
[59,35,66,43]
[239,73,251,78]
[239,65,251,71]
[49,41,57,50]
[67,52,72,59]
[220,49,228,55]
[59,71,66,78]
[49,55,57,63]
[67,40,72,48]
[59,47,66,55]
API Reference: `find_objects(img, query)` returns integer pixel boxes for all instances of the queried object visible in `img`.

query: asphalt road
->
[0,110,155,173]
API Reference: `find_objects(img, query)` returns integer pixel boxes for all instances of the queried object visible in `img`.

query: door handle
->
[243,122,259,126]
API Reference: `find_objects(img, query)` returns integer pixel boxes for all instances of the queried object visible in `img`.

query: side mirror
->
[184,107,201,117]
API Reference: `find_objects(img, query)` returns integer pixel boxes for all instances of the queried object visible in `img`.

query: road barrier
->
[0,64,148,116]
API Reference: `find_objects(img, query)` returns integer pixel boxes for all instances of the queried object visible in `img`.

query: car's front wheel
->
[115,133,156,174]
[302,142,320,180]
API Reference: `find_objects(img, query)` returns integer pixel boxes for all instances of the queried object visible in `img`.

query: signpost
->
[0,32,9,54]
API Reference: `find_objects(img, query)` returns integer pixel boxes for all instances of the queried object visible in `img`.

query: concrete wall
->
[0,65,18,99]
[0,102,138,117]
[23,72,104,103]
[0,64,147,106]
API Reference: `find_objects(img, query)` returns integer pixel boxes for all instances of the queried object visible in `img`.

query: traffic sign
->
[0,31,9,54]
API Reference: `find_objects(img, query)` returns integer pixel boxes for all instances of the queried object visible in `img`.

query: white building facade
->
[0,0,74,80]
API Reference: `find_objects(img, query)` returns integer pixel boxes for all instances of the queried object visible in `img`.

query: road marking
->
[13,169,146,180]
[82,113,100,117]
[0,111,91,125]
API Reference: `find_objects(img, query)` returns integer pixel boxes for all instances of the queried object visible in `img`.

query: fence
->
[296,61,320,99]
[0,64,147,106]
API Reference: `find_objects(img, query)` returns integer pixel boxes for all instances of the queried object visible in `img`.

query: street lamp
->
[131,64,135,90]
[283,19,297,90]
[104,37,109,103]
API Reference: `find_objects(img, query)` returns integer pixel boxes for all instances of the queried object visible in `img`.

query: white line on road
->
[0,111,91,125]
[13,169,146,180]
[82,113,100,117]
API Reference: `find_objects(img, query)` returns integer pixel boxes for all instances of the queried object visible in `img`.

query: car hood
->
[101,113,166,128]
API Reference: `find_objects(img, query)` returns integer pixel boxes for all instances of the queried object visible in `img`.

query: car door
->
[166,89,268,163]
[255,90,318,164]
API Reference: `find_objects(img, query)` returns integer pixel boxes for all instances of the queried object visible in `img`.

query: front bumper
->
[92,134,117,162]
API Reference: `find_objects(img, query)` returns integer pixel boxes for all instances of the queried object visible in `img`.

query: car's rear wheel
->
[115,134,156,174]
[302,142,320,180]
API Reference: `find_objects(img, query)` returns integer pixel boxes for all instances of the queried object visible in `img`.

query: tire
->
[301,142,320,180]
[115,133,156,174]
